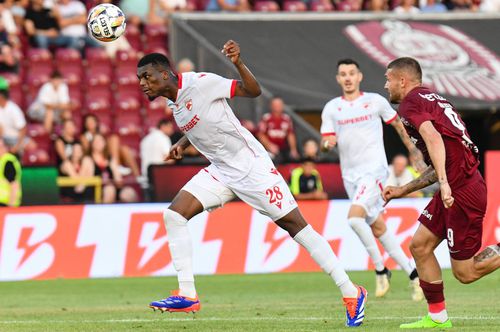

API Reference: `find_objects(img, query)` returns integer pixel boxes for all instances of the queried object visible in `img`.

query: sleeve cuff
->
[321,132,336,136]
[230,80,237,98]
[385,114,398,124]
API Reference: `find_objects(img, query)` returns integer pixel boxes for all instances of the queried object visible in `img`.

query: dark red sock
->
[420,279,446,312]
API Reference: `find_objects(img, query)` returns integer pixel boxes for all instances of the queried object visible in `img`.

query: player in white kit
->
[321,59,425,301]
[137,41,367,327]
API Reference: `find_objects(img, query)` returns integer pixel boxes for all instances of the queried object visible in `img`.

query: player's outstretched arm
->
[418,121,454,208]
[382,166,437,205]
[221,40,261,98]
[390,117,426,172]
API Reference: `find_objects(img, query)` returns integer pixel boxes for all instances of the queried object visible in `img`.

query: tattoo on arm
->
[401,166,438,195]
[474,246,498,263]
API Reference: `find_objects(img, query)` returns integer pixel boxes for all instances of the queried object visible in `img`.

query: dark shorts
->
[418,173,486,260]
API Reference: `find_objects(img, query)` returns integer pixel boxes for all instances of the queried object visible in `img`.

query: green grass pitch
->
[0,270,498,331]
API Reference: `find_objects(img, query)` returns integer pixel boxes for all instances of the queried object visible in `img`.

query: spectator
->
[420,0,448,12]
[386,154,422,197]
[0,76,33,155]
[480,0,500,11]
[257,96,299,163]
[120,0,152,27]
[11,0,29,30]
[80,113,141,178]
[80,133,137,203]
[336,0,363,11]
[289,157,328,200]
[302,138,319,160]
[57,139,88,202]
[140,118,174,177]
[393,0,420,13]
[176,57,195,73]
[0,137,21,206]
[367,0,389,11]
[151,0,188,24]
[28,70,71,133]
[24,0,72,49]
[53,0,100,51]
[205,0,250,11]
[443,0,478,10]
[54,118,79,174]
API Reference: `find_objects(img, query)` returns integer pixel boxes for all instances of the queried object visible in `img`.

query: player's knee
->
[371,221,386,238]
[409,238,431,259]
[163,208,188,230]
[452,269,476,284]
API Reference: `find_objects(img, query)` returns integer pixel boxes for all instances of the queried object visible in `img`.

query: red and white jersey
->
[320,92,397,182]
[167,72,268,183]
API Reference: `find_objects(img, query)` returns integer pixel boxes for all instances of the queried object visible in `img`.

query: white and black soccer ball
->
[87,4,126,42]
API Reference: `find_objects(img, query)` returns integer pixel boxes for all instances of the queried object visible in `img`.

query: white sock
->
[378,230,413,276]
[294,225,358,298]
[164,209,197,298]
[429,309,448,323]
[349,217,385,271]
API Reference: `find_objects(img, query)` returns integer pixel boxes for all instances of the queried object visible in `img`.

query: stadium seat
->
[118,132,141,156]
[59,63,83,84]
[27,48,52,65]
[0,73,23,108]
[254,1,280,11]
[55,48,81,64]
[311,1,334,11]
[115,50,140,74]
[283,1,308,11]
[91,112,113,134]
[124,24,142,52]
[68,83,83,105]
[144,24,168,51]
[21,148,52,166]
[114,95,141,114]
[143,98,172,133]
[85,47,111,65]
[115,112,143,135]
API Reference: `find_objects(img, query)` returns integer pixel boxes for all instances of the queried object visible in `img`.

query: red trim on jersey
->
[385,114,397,124]
[230,80,237,98]
[177,73,183,89]
[321,132,336,136]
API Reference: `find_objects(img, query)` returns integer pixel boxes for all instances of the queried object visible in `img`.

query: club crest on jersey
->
[185,99,193,111]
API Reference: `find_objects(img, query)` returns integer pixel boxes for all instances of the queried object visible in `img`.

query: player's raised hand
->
[222,40,241,64]
[382,185,404,206]
[166,143,184,161]
[440,182,454,208]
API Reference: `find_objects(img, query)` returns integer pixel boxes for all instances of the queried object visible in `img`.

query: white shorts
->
[182,157,297,221]
[344,175,386,225]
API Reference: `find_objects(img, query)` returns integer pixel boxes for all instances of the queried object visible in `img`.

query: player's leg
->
[348,204,386,273]
[400,223,452,328]
[450,249,500,284]
[276,208,367,327]
[371,214,422,300]
[446,177,499,284]
[151,168,235,313]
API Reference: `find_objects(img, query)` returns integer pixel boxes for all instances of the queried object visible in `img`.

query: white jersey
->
[167,72,268,184]
[320,92,397,183]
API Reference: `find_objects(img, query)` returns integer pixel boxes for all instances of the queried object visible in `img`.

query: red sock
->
[419,279,446,312]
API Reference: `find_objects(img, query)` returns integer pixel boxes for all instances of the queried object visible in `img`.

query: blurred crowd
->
[0,0,490,206]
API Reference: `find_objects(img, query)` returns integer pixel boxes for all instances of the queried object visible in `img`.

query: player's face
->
[384,69,402,104]
[336,64,362,94]
[138,64,168,101]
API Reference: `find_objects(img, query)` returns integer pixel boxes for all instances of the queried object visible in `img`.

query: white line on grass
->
[0,316,498,324]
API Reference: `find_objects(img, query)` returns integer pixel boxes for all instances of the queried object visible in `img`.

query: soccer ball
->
[87,4,126,42]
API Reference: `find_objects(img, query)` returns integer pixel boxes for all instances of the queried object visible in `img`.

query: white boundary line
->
[0,316,498,324]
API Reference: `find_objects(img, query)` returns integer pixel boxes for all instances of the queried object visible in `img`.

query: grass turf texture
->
[0,270,498,331]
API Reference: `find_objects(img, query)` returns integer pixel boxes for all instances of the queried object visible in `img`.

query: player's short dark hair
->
[51,70,62,79]
[0,89,9,99]
[301,157,316,164]
[138,53,172,70]
[337,59,360,70]
[387,57,422,82]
